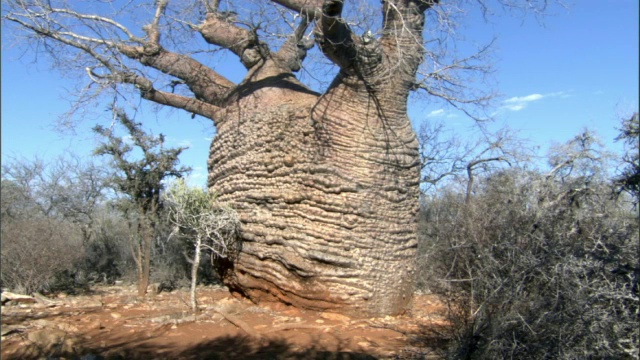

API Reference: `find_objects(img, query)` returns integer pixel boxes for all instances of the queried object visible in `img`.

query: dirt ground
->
[1,285,450,359]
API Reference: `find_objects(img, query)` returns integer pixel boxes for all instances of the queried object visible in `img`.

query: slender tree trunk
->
[137,217,153,298]
[190,236,202,313]
[466,166,475,204]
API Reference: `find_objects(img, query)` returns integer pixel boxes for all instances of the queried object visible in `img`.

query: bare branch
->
[89,69,221,121]
[269,0,323,20]
[274,15,315,72]
[116,44,234,105]
[4,1,235,112]
[315,0,358,70]
[198,12,268,68]
[45,7,144,43]
[414,40,497,122]
[418,121,528,197]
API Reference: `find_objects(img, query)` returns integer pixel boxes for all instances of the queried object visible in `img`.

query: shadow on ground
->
[6,332,384,360]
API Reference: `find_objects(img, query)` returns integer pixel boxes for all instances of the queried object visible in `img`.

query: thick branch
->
[117,44,234,105]
[198,13,268,69]
[269,0,323,20]
[5,4,234,112]
[142,89,221,121]
[274,16,314,72]
[380,0,437,80]
[104,71,221,121]
[316,0,358,70]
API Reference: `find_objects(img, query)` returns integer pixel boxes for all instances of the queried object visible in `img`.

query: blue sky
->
[2,0,638,187]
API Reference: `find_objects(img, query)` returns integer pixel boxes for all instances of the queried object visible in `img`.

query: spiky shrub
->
[1,216,84,294]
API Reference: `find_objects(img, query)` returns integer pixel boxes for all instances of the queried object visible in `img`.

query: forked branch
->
[198,10,268,68]
[316,0,358,70]
[274,15,315,72]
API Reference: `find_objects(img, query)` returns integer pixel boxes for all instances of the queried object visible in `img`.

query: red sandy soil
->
[1,285,450,359]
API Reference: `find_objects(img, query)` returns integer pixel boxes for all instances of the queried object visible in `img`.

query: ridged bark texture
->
[209,72,420,317]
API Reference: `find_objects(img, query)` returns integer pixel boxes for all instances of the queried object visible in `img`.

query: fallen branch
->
[264,323,335,333]
[32,292,61,307]
[213,306,261,339]
[1,292,36,304]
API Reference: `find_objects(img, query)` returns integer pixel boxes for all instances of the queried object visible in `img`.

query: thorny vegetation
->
[93,109,191,297]
[416,114,639,359]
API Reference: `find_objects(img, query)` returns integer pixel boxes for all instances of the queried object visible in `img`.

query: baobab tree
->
[3,0,553,316]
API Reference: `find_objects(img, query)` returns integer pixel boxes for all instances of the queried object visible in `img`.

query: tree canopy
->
[2,0,556,123]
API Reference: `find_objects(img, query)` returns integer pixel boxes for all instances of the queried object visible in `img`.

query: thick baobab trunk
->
[6,0,430,317]
[206,0,430,318]
[209,64,420,316]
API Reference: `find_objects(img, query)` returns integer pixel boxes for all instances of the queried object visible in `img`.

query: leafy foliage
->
[93,109,190,215]
[166,179,241,260]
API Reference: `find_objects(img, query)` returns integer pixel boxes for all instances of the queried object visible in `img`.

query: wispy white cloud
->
[504,93,544,104]
[501,91,568,112]
[427,109,445,117]
[162,135,194,149]
[503,104,526,112]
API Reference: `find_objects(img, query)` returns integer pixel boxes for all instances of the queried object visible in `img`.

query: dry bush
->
[75,207,138,285]
[165,179,241,311]
[1,216,84,294]
[418,167,639,359]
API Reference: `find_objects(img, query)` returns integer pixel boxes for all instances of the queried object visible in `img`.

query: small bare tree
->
[418,121,529,202]
[165,179,240,313]
[94,109,190,297]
